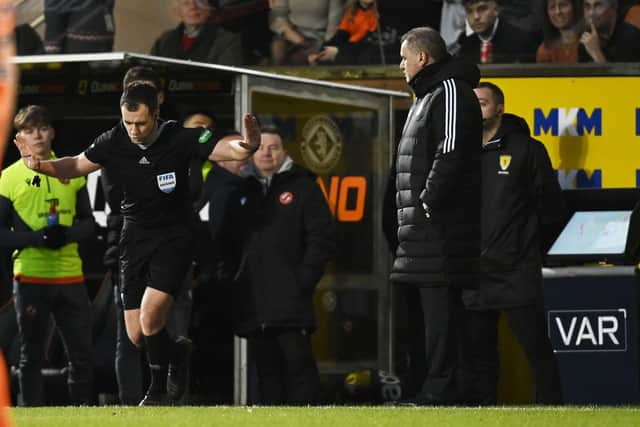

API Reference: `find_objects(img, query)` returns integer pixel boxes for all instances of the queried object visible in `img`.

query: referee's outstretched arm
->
[209,113,261,161]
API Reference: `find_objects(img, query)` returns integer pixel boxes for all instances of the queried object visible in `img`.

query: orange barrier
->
[0,0,17,173]
[0,352,13,427]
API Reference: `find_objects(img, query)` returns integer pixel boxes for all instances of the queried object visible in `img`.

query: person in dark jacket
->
[392,27,483,405]
[14,24,44,56]
[44,0,114,54]
[461,81,565,405]
[189,131,247,403]
[579,0,640,62]
[230,125,335,405]
[150,0,243,66]
[456,0,537,63]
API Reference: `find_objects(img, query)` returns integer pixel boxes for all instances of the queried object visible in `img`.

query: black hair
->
[122,66,163,90]
[260,123,284,141]
[477,81,505,105]
[120,82,159,114]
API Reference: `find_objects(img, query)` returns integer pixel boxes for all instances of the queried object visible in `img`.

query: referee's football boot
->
[139,388,169,406]
[167,336,193,402]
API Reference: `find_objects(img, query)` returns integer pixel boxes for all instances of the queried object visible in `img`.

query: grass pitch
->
[8,406,640,427]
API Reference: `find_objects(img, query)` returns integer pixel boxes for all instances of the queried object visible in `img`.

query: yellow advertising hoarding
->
[483,77,640,189]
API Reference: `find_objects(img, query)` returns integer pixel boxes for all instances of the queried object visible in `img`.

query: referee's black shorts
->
[119,221,194,310]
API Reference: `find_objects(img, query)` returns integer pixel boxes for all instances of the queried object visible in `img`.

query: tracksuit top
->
[0,159,85,282]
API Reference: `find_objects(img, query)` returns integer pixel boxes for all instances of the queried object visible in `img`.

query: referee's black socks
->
[144,328,175,393]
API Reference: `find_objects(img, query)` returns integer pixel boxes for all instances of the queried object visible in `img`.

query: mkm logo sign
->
[534,108,602,136]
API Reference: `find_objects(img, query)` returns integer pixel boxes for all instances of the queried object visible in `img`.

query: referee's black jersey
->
[85,120,216,228]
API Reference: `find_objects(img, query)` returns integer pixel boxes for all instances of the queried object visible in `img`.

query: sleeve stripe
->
[443,78,457,154]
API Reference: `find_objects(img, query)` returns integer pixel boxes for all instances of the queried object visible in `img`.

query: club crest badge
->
[300,115,343,175]
[279,192,294,205]
[499,155,512,171]
[157,172,177,194]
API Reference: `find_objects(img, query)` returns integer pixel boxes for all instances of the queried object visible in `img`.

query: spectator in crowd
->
[308,0,381,65]
[14,83,261,406]
[209,0,272,65]
[14,24,44,55]
[392,27,482,405]
[231,125,335,405]
[620,0,640,28]
[440,0,467,52]
[44,0,115,54]
[499,0,546,40]
[457,0,537,63]
[463,82,565,405]
[269,0,343,65]
[0,105,96,406]
[151,0,243,66]
[537,0,583,63]
[579,0,640,62]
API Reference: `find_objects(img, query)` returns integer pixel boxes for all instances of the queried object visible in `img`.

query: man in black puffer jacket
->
[392,27,483,405]
[230,125,335,405]
[461,81,566,405]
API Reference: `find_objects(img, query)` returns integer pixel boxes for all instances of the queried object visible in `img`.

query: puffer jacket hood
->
[409,55,481,97]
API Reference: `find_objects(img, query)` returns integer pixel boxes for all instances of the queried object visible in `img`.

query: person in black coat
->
[44,0,114,53]
[579,0,640,62]
[392,27,483,405]
[456,0,537,63]
[461,81,566,405]
[228,125,335,405]
[150,0,243,65]
[14,24,44,56]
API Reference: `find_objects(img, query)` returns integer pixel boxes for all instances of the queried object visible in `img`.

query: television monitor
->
[546,210,632,266]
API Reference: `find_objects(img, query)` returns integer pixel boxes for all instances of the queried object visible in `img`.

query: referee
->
[14,83,261,405]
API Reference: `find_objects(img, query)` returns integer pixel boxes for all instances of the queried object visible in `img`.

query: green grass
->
[8,406,640,427]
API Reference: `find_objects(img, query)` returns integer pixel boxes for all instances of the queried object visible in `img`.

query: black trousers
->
[462,305,563,405]
[403,285,465,404]
[112,272,143,405]
[248,328,320,405]
[13,280,93,406]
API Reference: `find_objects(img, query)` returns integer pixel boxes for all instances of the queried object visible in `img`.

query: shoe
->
[139,390,168,406]
[167,336,193,402]
[392,394,448,407]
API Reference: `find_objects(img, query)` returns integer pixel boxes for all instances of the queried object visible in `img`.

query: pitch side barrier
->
[5,53,407,405]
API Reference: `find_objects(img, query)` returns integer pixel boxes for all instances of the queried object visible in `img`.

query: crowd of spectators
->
[12,0,639,65]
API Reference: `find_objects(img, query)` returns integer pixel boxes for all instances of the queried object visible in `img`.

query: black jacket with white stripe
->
[391,56,483,288]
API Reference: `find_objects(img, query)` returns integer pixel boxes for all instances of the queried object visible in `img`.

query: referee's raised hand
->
[209,113,262,161]
[239,113,261,154]
[14,133,41,171]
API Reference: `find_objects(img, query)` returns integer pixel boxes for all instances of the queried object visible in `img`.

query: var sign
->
[548,309,627,353]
